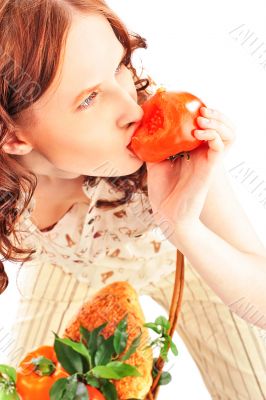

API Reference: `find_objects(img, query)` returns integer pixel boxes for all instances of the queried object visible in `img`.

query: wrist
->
[167,219,204,249]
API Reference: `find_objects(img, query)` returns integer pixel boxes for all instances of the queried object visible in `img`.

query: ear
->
[2,131,33,155]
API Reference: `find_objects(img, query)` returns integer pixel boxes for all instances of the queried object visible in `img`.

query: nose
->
[115,84,144,129]
[119,104,144,130]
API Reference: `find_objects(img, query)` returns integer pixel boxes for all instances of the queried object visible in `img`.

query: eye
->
[78,58,130,111]
[79,91,98,111]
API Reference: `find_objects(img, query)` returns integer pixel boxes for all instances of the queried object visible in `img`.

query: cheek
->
[44,130,123,172]
[30,92,134,171]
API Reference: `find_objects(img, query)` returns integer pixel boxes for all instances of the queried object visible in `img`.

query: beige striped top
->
[3,174,177,367]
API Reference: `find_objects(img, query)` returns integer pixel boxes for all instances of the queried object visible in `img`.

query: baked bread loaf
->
[63,281,153,399]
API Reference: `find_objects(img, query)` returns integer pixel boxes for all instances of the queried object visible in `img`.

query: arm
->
[146,106,266,329]
[199,161,266,257]
[169,161,266,329]
[171,220,266,329]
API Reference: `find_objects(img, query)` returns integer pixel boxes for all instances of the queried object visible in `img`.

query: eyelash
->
[78,59,129,111]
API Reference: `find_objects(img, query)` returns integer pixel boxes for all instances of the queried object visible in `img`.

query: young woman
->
[0,1,265,398]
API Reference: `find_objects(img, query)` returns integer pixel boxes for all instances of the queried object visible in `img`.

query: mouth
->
[126,121,142,148]
[126,143,138,158]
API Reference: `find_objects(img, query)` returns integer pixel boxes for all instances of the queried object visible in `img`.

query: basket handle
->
[145,249,185,400]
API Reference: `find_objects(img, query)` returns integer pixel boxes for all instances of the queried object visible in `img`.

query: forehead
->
[33,13,123,109]
[63,12,121,76]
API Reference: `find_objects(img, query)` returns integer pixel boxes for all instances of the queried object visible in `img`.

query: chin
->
[116,154,144,177]
[120,163,144,176]
[90,155,144,177]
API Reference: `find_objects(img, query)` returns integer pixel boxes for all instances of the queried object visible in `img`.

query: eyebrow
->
[72,46,126,109]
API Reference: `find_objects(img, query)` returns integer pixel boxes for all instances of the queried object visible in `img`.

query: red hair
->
[0,0,156,294]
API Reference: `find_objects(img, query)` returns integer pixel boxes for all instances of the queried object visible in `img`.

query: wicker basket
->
[145,249,185,399]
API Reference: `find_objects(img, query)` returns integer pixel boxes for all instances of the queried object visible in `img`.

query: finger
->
[196,116,236,144]
[194,129,225,152]
[199,107,236,131]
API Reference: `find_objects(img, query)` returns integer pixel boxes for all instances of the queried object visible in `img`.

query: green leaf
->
[53,335,91,375]
[79,322,108,368]
[73,382,89,400]
[90,322,108,339]
[164,334,178,355]
[85,374,100,388]
[62,375,79,400]
[151,359,172,385]
[100,380,118,400]
[58,337,91,360]
[91,361,142,379]
[79,326,91,347]
[143,322,161,334]
[113,314,128,355]
[96,334,105,350]
[167,335,178,356]
[158,371,172,386]
[0,365,20,400]
[49,377,69,400]
[0,365,16,384]
[151,357,161,379]
[120,331,142,361]
[159,340,169,362]
[155,316,170,332]
[50,375,89,400]
[95,335,115,366]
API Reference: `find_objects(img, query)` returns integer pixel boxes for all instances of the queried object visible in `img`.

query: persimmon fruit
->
[127,88,206,162]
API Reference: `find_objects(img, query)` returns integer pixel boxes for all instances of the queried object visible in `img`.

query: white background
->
[107,0,266,397]
[107,0,266,246]
[1,1,266,398]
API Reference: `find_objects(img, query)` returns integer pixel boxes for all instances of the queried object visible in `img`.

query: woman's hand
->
[146,106,236,240]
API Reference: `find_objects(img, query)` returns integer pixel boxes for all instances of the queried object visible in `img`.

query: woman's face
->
[17,12,145,177]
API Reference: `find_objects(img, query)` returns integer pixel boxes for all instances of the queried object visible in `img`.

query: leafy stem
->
[143,316,178,362]
[143,315,179,388]
[51,314,143,400]
[50,314,179,399]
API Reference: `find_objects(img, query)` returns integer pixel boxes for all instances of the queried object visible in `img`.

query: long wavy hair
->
[0,0,157,294]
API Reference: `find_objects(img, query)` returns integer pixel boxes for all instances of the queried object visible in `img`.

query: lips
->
[126,121,142,148]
